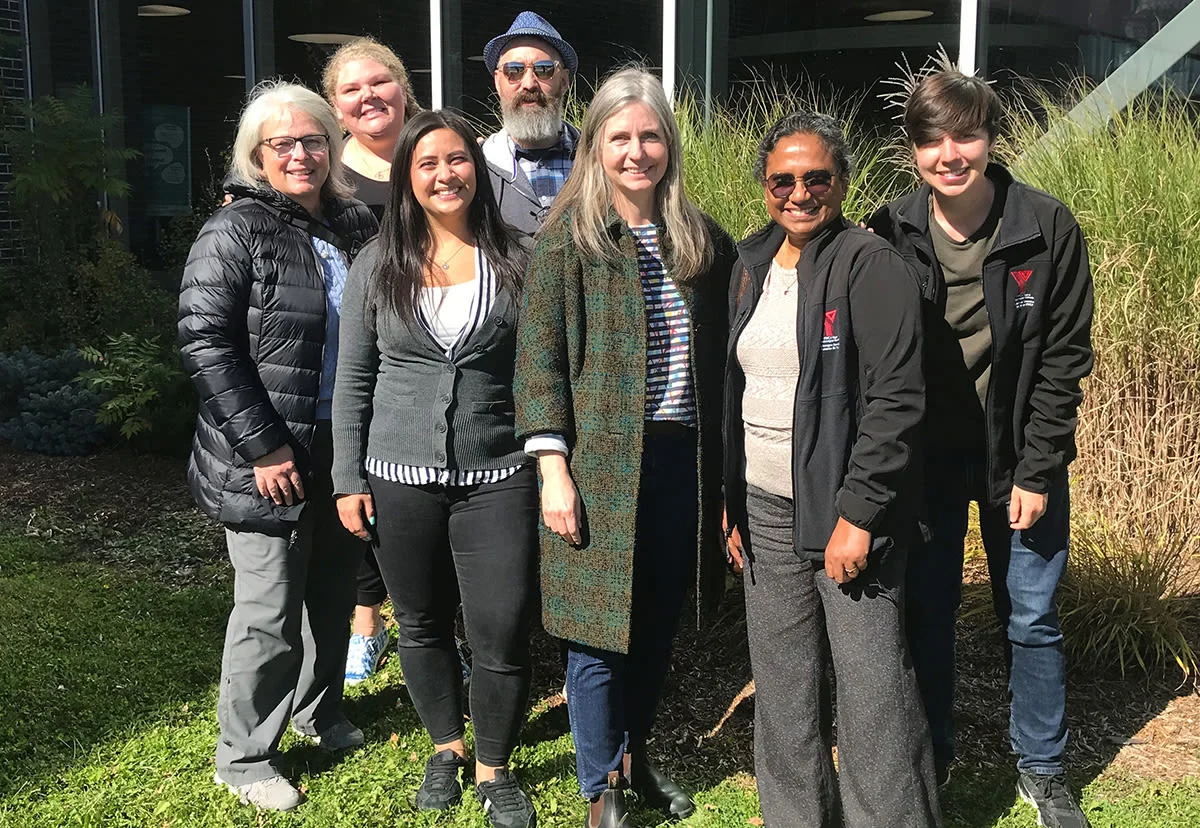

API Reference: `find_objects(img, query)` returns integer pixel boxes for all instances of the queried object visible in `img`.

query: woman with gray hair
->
[514,67,736,828]
[722,110,941,827]
[178,80,377,812]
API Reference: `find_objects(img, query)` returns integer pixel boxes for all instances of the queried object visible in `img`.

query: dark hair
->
[904,69,1002,146]
[753,110,854,184]
[370,109,524,324]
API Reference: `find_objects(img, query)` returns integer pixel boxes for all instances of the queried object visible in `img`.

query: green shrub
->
[79,333,194,455]
[0,348,109,455]
[0,384,107,456]
[1060,515,1198,680]
[0,244,177,352]
[0,348,90,419]
[0,86,138,259]
[0,86,174,352]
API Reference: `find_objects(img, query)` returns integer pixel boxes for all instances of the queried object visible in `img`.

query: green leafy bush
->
[79,333,194,455]
[0,86,175,352]
[1060,515,1198,680]
[0,243,177,351]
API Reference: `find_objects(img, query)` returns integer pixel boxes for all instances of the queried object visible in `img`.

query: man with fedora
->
[482,11,580,238]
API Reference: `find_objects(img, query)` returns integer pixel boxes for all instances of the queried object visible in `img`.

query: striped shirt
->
[631,224,696,425]
[510,125,576,208]
[366,249,524,487]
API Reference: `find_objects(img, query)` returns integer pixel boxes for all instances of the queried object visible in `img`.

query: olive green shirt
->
[929,197,1002,420]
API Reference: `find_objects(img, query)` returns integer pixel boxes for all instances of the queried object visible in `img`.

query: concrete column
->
[242,0,275,93]
[89,0,127,243]
[440,0,463,110]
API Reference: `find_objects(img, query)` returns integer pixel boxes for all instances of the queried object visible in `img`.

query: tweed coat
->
[514,211,737,654]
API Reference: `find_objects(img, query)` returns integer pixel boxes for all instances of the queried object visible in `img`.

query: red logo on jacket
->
[1012,269,1035,308]
[822,309,840,352]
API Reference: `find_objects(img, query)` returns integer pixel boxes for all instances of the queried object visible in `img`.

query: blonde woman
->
[514,67,736,828]
[323,36,421,220]
[179,81,377,811]
[321,37,421,682]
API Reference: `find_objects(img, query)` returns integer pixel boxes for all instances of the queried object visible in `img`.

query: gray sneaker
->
[1016,772,1092,828]
[213,772,302,811]
[292,718,365,751]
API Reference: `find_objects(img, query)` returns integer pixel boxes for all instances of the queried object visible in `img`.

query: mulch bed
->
[1,442,1195,788]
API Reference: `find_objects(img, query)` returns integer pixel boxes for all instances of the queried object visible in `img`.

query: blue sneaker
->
[345,627,389,685]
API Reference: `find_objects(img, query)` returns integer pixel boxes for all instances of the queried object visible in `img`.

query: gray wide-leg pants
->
[215,422,362,784]
[743,485,941,828]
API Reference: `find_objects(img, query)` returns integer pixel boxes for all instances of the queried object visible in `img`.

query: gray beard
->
[502,99,564,147]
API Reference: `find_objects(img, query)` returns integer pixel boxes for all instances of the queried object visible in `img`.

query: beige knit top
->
[736,260,801,499]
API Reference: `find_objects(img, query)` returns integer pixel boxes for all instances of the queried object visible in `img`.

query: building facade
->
[5,1,1200,264]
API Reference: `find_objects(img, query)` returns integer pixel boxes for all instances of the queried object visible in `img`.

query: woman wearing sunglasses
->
[179,81,378,812]
[722,111,942,828]
[514,68,736,828]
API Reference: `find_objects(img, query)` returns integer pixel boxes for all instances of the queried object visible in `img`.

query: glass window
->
[123,0,246,263]
[727,0,962,123]
[46,0,93,95]
[984,0,1200,96]
[270,0,432,110]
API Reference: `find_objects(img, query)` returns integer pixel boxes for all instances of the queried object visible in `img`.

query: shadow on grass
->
[0,534,228,798]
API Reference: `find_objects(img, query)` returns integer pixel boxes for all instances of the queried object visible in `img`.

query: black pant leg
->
[447,465,540,766]
[369,475,464,744]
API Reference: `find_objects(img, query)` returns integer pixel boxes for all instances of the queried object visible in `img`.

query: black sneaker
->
[476,769,537,828]
[1016,772,1092,828]
[415,749,467,810]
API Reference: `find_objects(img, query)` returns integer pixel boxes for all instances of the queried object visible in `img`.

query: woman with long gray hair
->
[514,67,737,828]
[178,80,377,812]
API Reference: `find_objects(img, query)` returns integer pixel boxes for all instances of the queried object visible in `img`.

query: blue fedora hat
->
[483,11,578,75]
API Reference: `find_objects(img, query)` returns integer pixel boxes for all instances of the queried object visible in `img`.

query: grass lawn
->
[0,503,1197,826]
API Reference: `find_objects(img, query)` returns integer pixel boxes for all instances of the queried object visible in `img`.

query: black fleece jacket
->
[723,218,925,562]
[178,183,378,531]
[866,163,1094,505]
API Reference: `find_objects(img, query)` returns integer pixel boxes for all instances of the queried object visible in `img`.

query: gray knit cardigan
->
[331,239,528,494]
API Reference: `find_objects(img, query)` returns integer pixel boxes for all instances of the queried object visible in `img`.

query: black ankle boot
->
[629,754,694,820]
[586,771,632,828]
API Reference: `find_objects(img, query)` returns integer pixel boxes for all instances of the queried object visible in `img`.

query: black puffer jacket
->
[178,183,378,530]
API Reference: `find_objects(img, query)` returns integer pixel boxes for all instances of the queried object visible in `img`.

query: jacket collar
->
[737,215,849,268]
[481,122,580,186]
[895,162,1041,253]
[225,180,349,223]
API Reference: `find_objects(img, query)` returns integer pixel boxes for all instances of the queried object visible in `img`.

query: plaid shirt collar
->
[506,123,575,168]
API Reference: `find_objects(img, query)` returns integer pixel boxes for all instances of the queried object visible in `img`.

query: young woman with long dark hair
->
[331,109,538,828]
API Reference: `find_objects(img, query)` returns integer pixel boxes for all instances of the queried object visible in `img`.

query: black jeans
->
[369,465,538,766]
[355,546,388,606]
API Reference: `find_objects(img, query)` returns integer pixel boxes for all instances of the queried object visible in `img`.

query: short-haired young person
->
[868,69,1094,828]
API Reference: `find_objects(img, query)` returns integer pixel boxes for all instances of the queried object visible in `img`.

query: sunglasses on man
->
[766,169,834,199]
[499,60,563,82]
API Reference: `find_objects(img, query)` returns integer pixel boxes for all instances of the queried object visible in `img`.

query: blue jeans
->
[907,454,1070,776]
[566,427,697,798]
